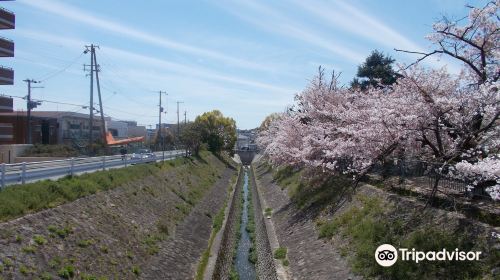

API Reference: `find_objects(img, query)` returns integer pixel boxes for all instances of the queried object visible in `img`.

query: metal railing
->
[0,150,184,188]
[371,158,492,199]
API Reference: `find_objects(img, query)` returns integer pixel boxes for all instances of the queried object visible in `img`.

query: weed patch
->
[319,194,493,279]
[274,247,287,259]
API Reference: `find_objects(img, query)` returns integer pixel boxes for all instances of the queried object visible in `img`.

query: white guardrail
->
[0,150,185,188]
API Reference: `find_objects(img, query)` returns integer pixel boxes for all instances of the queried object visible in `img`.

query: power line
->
[37,52,85,82]
[4,94,89,109]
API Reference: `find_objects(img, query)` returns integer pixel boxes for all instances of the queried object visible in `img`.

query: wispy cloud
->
[17,0,271,72]
[216,0,365,62]
[16,30,298,96]
[293,0,461,72]
[294,0,423,52]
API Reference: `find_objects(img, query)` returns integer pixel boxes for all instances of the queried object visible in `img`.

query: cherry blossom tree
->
[257,2,500,200]
[396,0,499,84]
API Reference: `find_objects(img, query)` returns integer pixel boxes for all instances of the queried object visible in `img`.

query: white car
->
[130,149,156,162]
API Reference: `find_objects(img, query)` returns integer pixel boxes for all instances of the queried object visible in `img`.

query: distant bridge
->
[235,148,257,165]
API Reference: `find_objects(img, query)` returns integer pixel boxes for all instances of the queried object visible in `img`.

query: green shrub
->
[22,144,78,157]
[77,239,94,248]
[57,265,75,279]
[212,204,225,231]
[19,264,29,275]
[274,247,287,259]
[22,245,36,254]
[48,225,73,238]
[229,268,239,280]
[40,272,52,280]
[131,266,140,276]
[15,234,22,243]
[33,235,47,245]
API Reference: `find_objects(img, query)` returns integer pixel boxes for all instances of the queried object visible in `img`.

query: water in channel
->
[235,169,257,280]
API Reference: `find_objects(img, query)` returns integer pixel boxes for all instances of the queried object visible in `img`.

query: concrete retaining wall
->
[211,167,244,279]
[249,167,278,280]
[0,144,32,163]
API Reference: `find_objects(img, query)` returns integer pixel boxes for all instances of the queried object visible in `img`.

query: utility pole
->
[84,44,97,155]
[84,44,105,155]
[176,101,184,136]
[93,49,106,145]
[158,91,166,156]
[23,79,43,144]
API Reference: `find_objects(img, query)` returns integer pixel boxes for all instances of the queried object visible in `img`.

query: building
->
[0,97,58,145]
[236,134,250,150]
[236,129,258,151]
[28,111,106,146]
[106,120,128,139]
[0,6,14,85]
[125,121,147,138]
[0,95,144,147]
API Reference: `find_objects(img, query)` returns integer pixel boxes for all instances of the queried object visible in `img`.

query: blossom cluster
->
[257,2,500,200]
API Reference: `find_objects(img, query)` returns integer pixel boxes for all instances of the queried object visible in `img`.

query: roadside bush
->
[22,144,79,157]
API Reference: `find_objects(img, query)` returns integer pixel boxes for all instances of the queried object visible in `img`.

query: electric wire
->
[37,52,86,82]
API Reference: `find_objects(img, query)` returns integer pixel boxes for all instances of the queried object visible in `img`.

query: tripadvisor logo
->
[375,244,482,267]
[375,244,398,267]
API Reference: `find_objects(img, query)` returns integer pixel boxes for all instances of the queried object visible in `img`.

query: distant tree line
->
[181,110,237,156]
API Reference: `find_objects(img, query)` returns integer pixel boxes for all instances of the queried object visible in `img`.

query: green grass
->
[318,194,493,280]
[229,268,239,280]
[246,170,257,264]
[131,266,140,276]
[33,234,48,245]
[77,239,95,248]
[0,156,190,222]
[274,247,287,260]
[19,264,30,275]
[47,224,73,238]
[212,200,227,232]
[272,166,303,195]
[40,272,53,280]
[57,265,75,279]
[230,173,245,279]
[22,245,36,254]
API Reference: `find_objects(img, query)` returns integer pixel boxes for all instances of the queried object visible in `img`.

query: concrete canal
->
[235,169,257,279]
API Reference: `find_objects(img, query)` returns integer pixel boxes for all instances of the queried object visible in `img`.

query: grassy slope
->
[261,162,499,280]
[0,151,214,223]
[0,151,234,279]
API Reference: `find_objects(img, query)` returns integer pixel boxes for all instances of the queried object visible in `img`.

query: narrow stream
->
[235,169,257,280]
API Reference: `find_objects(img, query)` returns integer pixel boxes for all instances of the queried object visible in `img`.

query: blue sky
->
[2,0,483,129]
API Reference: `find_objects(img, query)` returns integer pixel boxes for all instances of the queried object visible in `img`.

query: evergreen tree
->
[351,50,401,90]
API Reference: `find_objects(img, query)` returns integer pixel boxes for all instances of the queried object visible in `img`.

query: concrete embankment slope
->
[253,161,359,280]
[0,153,237,279]
[253,157,499,280]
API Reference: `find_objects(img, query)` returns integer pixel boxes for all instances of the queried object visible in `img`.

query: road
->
[1,150,185,187]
